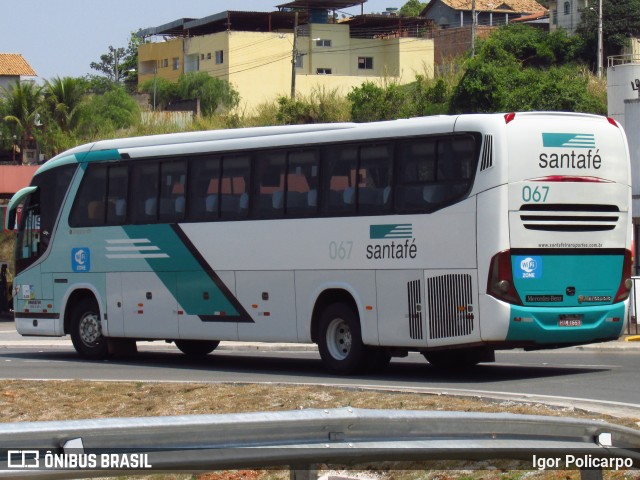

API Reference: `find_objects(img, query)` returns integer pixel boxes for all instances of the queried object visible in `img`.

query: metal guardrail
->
[0,408,638,480]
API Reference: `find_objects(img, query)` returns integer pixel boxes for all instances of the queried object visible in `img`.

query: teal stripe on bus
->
[121,224,251,322]
[79,149,122,162]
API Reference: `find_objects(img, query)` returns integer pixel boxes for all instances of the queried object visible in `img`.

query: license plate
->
[558,315,582,327]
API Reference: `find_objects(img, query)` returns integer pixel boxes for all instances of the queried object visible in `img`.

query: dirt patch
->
[1,380,638,428]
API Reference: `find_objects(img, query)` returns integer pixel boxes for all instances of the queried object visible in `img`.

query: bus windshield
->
[14,164,76,274]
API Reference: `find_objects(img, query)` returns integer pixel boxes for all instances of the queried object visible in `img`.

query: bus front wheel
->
[318,302,368,374]
[70,298,108,360]
[175,340,219,357]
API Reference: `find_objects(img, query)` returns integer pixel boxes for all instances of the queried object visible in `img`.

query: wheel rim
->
[325,317,352,361]
[79,312,102,347]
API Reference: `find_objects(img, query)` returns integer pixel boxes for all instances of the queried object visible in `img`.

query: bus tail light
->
[487,250,522,305]
[613,249,633,303]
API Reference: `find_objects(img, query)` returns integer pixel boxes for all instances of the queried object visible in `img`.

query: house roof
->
[0,54,37,77]
[422,0,545,14]
[138,11,307,37]
[276,0,364,9]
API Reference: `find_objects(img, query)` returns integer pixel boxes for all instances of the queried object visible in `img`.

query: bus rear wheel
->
[70,298,108,360]
[175,340,219,357]
[317,302,369,375]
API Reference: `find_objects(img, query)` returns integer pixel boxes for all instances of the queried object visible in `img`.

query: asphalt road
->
[1,318,638,417]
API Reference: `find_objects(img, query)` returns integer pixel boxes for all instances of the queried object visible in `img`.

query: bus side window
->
[287,150,318,217]
[188,156,221,222]
[159,160,187,223]
[220,155,250,220]
[358,143,393,214]
[435,136,477,202]
[106,165,128,225]
[130,163,159,224]
[69,164,107,227]
[396,135,478,212]
[253,151,286,219]
[396,139,436,212]
[321,145,357,215]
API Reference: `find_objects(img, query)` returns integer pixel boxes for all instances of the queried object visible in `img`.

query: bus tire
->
[317,302,368,374]
[365,347,392,373]
[69,297,108,360]
[175,340,219,357]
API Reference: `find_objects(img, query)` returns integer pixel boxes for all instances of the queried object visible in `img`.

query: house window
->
[207,53,212,60]
[215,50,224,64]
[162,59,169,68]
[564,1,571,14]
[172,57,180,70]
[296,53,304,68]
[316,68,332,75]
[358,57,374,70]
[315,39,332,47]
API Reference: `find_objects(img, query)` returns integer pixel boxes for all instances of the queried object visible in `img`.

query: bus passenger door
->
[236,271,297,342]
[120,272,179,339]
[376,270,428,347]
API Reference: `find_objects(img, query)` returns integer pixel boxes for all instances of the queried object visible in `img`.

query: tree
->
[75,86,140,138]
[175,72,239,116]
[1,80,44,163]
[139,77,178,110]
[399,0,428,17]
[449,25,604,114]
[89,33,142,93]
[44,76,88,133]
[347,82,407,122]
[576,0,640,67]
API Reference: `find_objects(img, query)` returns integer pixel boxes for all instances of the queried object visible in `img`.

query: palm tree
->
[1,79,44,164]
[44,76,87,133]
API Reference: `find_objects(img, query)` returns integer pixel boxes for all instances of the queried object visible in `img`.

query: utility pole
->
[291,11,299,99]
[471,0,477,57]
[153,63,158,110]
[597,0,603,78]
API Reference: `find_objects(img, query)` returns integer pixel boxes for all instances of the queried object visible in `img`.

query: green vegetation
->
[449,26,606,114]
[140,72,240,116]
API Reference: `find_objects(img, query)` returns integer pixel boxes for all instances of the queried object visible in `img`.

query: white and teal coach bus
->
[6,112,633,373]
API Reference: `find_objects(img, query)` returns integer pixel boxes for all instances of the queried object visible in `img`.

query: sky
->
[2,0,406,82]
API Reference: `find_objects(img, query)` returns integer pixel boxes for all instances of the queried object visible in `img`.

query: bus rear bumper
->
[505,303,626,345]
[15,313,63,337]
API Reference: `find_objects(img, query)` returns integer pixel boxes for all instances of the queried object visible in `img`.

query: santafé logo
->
[542,133,596,149]
[539,132,601,170]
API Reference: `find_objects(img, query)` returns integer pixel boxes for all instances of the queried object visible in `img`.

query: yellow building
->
[138,6,434,113]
